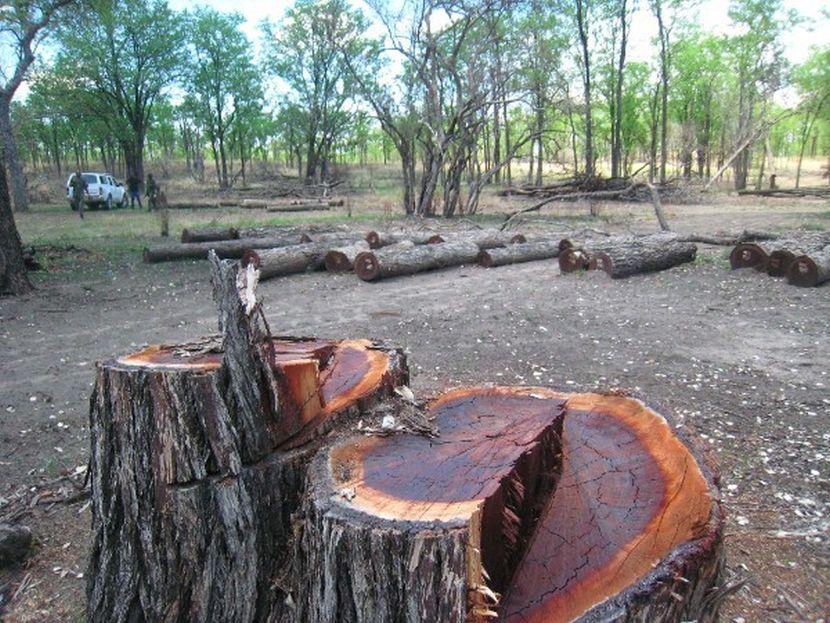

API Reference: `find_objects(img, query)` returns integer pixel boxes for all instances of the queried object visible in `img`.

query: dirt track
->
[1,203,828,621]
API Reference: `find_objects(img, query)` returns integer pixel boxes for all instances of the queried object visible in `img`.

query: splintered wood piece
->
[787,244,830,287]
[365,231,439,249]
[478,240,562,268]
[277,358,323,428]
[298,388,722,623]
[181,227,240,243]
[324,241,370,272]
[354,240,481,282]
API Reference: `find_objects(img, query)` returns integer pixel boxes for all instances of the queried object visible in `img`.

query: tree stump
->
[89,256,723,623]
[297,387,723,623]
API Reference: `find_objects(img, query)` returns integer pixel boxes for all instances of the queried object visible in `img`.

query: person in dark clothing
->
[126,175,142,209]
[69,171,87,219]
[145,173,159,211]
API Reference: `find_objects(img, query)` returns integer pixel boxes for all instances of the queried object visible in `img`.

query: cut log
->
[242,243,330,280]
[299,232,367,245]
[738,236,829,276]
[298,387,723,622]
[442,230,527,249]
[365,231,440,249]
[354,240,480,282]
[324,241,370,272]
[787,244,830,287]
[241,199,268,209]
[477,239,562,267]
[237,225,337,239]
[729,242,768,270]
[267,204,332,213]
[143,236,303,263]
[589,240,697,278]
[181,227,240,243]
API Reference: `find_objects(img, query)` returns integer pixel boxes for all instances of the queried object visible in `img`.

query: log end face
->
[428,234,445,244]
[787,255,819,287]
[510,234,527,244]
[240,250,261,270]
[558,248,588,273]
[354,251,380,281]
[324,250,349,272]
[729,243,766,270]
[767,250,795,276]
[366,231,381,248]
[477,249,494,268]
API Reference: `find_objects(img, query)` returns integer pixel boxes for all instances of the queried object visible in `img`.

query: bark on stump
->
[787,244,830,287]
[478,240,562,267]
[354,241,481,282]
[325,241,371,272]
[298,387,724,623]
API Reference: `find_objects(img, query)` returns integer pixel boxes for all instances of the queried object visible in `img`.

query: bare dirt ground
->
[1,193,828,622]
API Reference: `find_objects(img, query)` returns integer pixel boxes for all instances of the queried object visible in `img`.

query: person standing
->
[145,173,159,212]
[69,171,87,219]
[126,174,142,209]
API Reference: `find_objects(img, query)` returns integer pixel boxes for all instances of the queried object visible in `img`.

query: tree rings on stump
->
[300,387,723,623]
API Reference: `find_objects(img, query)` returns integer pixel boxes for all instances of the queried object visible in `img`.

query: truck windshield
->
[82,174,98,184]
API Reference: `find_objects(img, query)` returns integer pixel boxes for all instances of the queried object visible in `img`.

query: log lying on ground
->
[787,244,830,287]
[737,187,830,198]
[478,239,562,267]
[324,241,370,272]
[167,200,219,210]
[442,230,527,249]
[241,198,268,209]
[267,203,332,213]
[727,234,830,275]
[300,232,367,244]
[559,246,591,273]
[243,243,331,279]
[143,235,303,263]
[589,239,697,278]
[364,230,440,248]
[354,240,480,282]
[299,386,723,622]
[181,227,240,243]
[237,225,338,239]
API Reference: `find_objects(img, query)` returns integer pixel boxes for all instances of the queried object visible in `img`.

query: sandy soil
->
[1,198,828,622]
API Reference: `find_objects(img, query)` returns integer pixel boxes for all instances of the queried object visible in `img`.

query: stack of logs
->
[86,254,726,623]
[729,232,830,287]
[149,224,711,284]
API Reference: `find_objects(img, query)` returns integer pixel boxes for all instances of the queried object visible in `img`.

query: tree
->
[575,0,595,177]
[185,9,261,189]
[0,0,74,212]
[54,0,185,183]
[262,0,370,184]
[792,46,830,188]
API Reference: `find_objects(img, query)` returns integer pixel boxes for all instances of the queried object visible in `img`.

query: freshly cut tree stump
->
[787,244,830,287]
[354,240,480,282]
[478,239,562,267]
[88,259,407,623]
[242,243,331,279]
[180,227,240,243]
[298,387,723,623]
[589,240,697,278]
[365,231,440,249]
[324,241,371,272]
[143,236,302,263]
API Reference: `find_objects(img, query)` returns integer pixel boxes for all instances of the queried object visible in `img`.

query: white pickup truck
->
[66,172,128,210]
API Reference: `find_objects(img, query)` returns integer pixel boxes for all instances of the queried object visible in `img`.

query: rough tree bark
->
[87,254,407,622]
[787,244,830,288]
[477,240,562,268]
[181,227,240,243]
[354,241,481,282]
[324,241,370,272]
[0,164,33,294]
[143,236,306,263]
[589,240,697,278]
[365,231,440,249]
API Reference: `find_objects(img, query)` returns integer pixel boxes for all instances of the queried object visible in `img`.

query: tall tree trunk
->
[655,1,669,185]
[612,0,628,179]
[0,162,33,294]
[576,0,594,178]
[219,137,229,190]
[0,98,29,213]
[503,93,512,184]
[534,87,544,186]
[649,84,660,183]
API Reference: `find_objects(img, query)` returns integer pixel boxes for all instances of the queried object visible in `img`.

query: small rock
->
[0,523,33,566]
